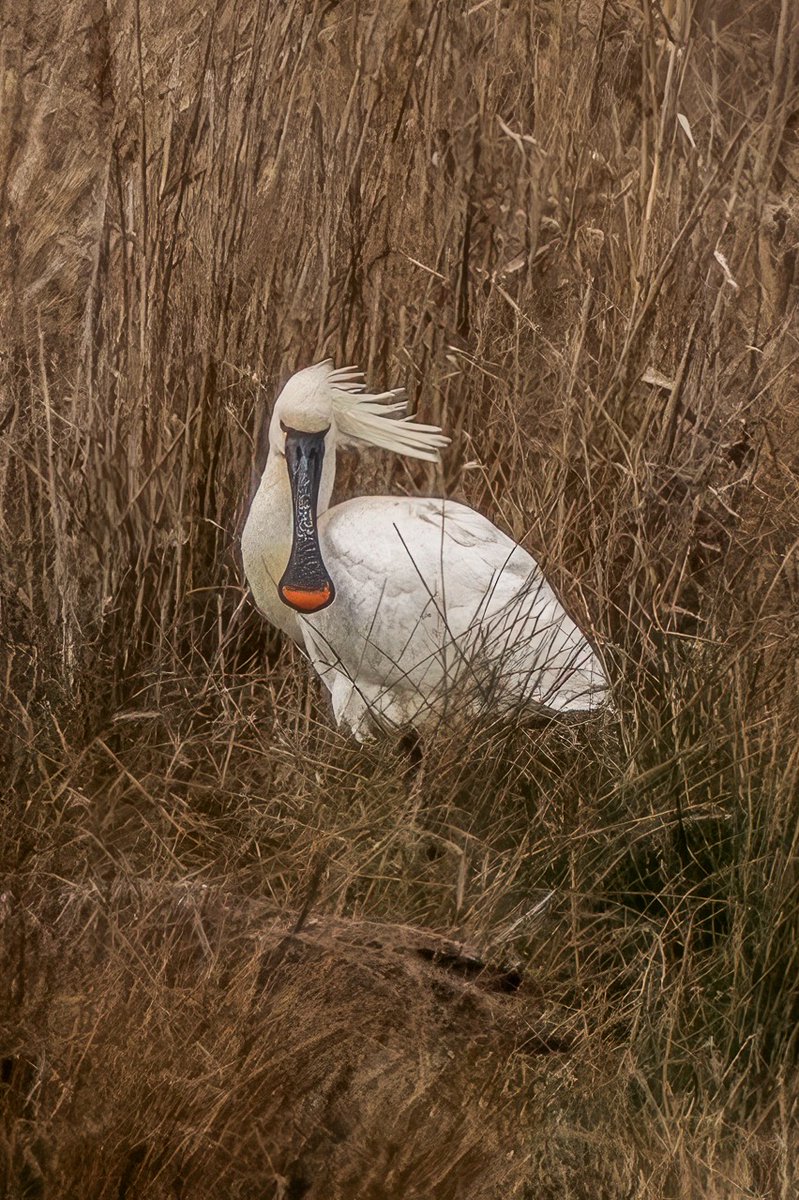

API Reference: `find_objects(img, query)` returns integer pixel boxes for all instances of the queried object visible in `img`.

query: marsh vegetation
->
[2,1,798,1195]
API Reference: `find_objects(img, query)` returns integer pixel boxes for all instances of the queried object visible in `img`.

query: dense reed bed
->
[2,1,798,1195]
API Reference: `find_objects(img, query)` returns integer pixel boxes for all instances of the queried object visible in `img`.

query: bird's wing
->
[390,500,606,711]
[321,498,535,623]
[309,496,599,707]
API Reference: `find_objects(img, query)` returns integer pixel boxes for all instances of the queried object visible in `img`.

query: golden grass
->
[2,0,799,1195]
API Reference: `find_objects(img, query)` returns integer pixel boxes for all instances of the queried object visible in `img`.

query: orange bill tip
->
[279,583,334,613]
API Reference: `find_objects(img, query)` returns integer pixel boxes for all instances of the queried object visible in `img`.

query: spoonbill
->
[242,361,607,740]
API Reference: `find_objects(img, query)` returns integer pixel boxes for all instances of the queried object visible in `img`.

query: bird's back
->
[301,496,606,737]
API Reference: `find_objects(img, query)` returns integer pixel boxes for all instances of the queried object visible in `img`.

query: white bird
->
[242,361,608,740]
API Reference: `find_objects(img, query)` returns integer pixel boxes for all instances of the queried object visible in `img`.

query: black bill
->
[278,427,336,614]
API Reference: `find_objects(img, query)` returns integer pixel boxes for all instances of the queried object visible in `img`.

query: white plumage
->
[242,361,607,740]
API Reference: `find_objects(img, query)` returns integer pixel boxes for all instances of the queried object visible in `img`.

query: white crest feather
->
[323,360,449,463]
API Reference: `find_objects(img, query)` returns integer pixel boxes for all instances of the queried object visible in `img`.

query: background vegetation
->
[2,0,798,1195]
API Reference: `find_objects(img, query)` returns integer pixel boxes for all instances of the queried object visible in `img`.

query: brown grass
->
[2,0,799,1195]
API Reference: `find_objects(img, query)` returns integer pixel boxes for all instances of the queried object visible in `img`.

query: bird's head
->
[269,359,448,460]
[268,360,449,616]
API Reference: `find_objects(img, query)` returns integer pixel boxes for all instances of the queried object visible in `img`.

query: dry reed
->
[2,0,799,1196]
